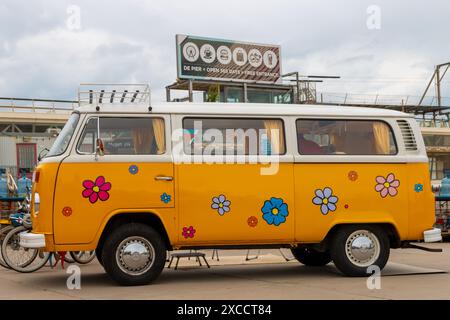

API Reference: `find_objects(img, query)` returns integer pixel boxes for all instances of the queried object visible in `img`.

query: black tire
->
[95,247,103,266]
[102,223,166,286]
[330,225,390,277]
[291,246,331,266]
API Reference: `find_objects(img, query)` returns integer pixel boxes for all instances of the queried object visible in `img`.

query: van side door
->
[173,115,295,245]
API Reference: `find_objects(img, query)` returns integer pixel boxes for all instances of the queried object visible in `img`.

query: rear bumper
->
[19,232,46,249]
[423,228,442,243]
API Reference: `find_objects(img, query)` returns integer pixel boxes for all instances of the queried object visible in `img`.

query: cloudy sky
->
[1,0,449,104]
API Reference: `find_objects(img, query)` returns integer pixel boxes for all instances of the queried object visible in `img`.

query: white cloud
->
[0,27,174,99]
[0,0,449,102]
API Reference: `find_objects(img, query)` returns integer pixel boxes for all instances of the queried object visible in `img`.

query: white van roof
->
[76,102,413,118]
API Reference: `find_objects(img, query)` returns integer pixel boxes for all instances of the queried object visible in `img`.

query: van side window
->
[182,118,286,155]
[77,117,165,155]
[296,119,397,155]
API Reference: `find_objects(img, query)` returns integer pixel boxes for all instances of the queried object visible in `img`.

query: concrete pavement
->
[0,243,449,299]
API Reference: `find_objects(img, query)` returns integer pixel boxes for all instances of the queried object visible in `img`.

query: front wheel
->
[102,223,166,286]
[291,246,331,266]
[330,225,390,277]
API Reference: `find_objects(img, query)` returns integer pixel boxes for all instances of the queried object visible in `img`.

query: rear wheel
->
[102,223,166,286]
[291,246,331,266]
[330,225,390,277]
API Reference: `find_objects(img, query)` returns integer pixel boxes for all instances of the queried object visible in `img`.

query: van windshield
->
[46,113,80,158]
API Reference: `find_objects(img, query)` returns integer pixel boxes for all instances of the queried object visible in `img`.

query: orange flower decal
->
[62,207,72,217]
[348,171,358,181]
[247,216,258,228]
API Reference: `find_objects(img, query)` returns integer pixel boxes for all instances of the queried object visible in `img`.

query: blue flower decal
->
[211,194,231,215]
[129,165,139,175]
[261,197,289,226]
[312,187,338,215]
[160,193,171,204]
[414,183,423,193]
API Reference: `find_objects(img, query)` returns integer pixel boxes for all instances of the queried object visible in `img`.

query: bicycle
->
[1,187,96,272]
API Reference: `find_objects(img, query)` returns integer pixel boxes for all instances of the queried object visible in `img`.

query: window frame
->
[295,118,399,156]
[181,116,288,156]
[75,116,166,156]
[45,112,80,158]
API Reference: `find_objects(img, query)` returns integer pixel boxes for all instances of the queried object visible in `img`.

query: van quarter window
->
[182,117,286,155]
[77,117,165,155]
[296,119,397,155]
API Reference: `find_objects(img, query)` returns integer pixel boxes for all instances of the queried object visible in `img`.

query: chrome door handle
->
[155,175,173,181]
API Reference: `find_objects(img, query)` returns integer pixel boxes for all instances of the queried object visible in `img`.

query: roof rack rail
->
[78,83,151,107]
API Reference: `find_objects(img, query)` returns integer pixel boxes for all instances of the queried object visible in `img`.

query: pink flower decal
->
[182,226,196,239]
[82,176,111,204]
[375,173,400,198]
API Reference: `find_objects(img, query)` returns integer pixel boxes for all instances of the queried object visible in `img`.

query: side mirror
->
[38,148,49,162]
[96,138,105,157]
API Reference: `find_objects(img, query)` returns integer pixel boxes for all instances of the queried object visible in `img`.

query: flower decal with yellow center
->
[82,176,111,204]
[414,183,423,193]
[211,194,231,216]
[375,173,400,198]
[160,193,171,204]
[182,226,196,239]
[261,197,289,226]
[312,187,338,215]
[129,165,139,175]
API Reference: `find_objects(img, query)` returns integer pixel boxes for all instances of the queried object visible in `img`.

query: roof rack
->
[78,83,151,107]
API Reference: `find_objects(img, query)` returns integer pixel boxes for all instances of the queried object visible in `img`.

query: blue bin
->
[17,172,32,198]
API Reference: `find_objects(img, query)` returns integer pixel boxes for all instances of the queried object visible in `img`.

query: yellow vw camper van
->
[20,102,441,285]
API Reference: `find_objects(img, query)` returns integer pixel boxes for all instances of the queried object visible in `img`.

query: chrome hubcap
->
[116,237,154,276]
[345,230,380,267]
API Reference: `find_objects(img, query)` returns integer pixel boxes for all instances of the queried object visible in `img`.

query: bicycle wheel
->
[64,252,75,264]
[70,251,96,264]
[0,225,14,269]
[47,252,60,268]
[2,226,50,273]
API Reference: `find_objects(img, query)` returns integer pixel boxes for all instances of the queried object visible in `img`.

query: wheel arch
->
[321,222,401,250]
[96,211,173,254]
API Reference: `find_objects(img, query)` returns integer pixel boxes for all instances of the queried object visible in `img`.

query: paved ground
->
[0,243,449,299]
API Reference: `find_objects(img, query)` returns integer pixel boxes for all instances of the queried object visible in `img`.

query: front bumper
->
[19,231,46,249]
[423,228,442,243]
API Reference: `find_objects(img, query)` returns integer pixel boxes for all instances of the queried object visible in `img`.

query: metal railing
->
[0,97,77,113]
[317,92,450,108]
[417,118,450,128]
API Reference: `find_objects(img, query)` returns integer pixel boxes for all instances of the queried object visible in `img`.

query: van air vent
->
[397,120,417,151]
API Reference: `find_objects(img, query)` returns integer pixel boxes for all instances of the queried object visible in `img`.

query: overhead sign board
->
[176,34,282,83]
